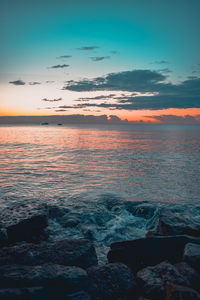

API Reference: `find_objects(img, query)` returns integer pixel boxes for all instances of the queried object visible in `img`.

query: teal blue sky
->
[0,0,200,120]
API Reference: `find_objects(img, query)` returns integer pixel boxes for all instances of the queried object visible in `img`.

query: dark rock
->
[166,284,200,300]
[0,227,8,246]
[0,203,48,244]
[175,262,200,291]
[0,286,47,300]
[136,261,191,299]
[0,239,98,269]
[183,243,200,272]
[66,290,91,300]
[0,264,88,293]
[87,262,136,300]
[108,235,200,272]
[148,209,200,237]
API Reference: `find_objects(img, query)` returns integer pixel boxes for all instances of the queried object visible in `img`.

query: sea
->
[0,124,200,262]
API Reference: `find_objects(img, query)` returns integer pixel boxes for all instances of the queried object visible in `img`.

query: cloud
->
[154,60,169,64]
[76,46,99,50]
[75,94,116,101]
[29,82,41,85]
[48,64,69,69]
[42,97,63,102]
[57,55,72,59]
[110,51,119,54]
[63,69,200,110]
[63,69,167,92]
[9,80,25,85]
[149,114,200,124]
[158,68,172,74]
[0,114,127,124]
[90,56,110,62]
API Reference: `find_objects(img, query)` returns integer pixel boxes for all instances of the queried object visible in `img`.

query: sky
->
[0,0,200,123]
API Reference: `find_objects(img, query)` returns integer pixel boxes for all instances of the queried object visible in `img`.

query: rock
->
[148,209,200,237]
[66,290,91,300]
[0,286,47,300]
[166,284,200,300]
[0,203,48,244]
[183,243,200,272]
[0,239,98,269]
[0,264,88,293]
[0,227,8,246]
[87,263,136,300]
[136,261,191,299]
[175,262,200,291]
[108,235,200,272]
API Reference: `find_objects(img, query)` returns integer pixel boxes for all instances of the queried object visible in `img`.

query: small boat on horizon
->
[41,122,49,125]
[57,123,63,126]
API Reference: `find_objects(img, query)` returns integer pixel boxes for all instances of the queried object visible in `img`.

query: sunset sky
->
[0,0,200,123]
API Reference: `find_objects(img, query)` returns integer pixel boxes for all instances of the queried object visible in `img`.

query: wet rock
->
[136,262,190,299]
[148,209,200,237]
[0,264,88,293]
[0,203,48,244]
[175,262,200,291]
[183,243,200,272]
[66,290,91,300]
[0,239,98,269]
[166,284,200,300]
[0,227,8,246]
[0,286,47,300]
[87,262,136,300]
[108,235,200,272]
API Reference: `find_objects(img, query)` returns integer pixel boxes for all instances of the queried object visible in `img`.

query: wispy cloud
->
[48,64,69,69]
[42,97,63,102]
[9,80,25,85]
[90,56,110,62]
[154,60,169,64]
[149,114,200,124]
[76,46,99,50]
[29,82,41,85]
[158,68,172,74]
[57,55,72,59]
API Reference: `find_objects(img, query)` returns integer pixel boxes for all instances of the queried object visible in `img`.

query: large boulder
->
[108,235,200,272]
[148,209,200,237]
[87,263,136,300]
[166,284,200,300]
[0,203,49,244]
[65,290,91,300]
[175,262,200,291]
[0,239,98,269]
[136,261,191,299]
[183,243,200,272]
[0,287,46,300]
[0,264,88,292]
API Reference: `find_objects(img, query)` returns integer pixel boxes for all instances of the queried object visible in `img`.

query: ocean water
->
[0,124,200,262]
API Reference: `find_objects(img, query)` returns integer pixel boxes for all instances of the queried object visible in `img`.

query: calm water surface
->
[0,124,200,261]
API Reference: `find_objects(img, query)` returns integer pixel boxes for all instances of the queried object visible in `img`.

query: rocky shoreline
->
[0,202,200,299]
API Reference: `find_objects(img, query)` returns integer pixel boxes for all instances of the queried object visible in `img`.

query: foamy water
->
[0,124,200,262]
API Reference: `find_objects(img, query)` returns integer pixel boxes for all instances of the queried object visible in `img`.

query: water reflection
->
[0,124,200,204]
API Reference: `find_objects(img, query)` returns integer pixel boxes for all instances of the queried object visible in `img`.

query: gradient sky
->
[0,0,200,123]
